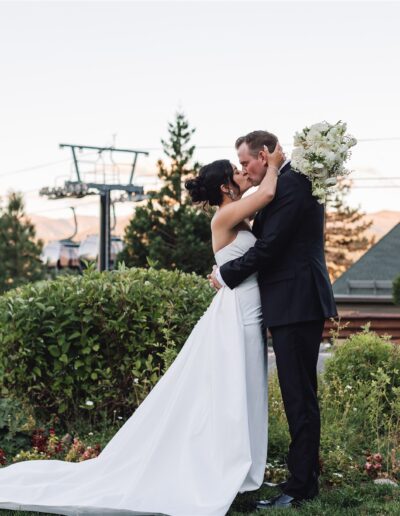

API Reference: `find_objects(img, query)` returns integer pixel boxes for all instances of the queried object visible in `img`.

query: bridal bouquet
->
[291,121,357,203]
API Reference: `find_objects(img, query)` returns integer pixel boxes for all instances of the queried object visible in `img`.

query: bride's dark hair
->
[185,159,240,207]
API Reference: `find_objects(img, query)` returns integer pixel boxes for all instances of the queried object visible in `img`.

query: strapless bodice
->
[214,230,261,325]
[214,230,257,267]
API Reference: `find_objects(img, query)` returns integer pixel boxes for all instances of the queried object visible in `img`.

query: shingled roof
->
[333,222,400,297]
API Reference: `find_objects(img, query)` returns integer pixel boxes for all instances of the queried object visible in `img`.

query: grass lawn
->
[229,483,400,515]
[0,482,399,515]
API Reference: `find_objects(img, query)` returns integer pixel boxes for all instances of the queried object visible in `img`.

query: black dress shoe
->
[255,493,297,510]
[275,479,319,498]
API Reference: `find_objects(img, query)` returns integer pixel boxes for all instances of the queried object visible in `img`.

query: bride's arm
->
[212,144,284,231]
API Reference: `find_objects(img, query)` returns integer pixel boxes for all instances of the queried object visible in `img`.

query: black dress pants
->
[269,319,325,499]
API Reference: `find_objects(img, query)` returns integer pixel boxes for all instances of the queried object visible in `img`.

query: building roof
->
[333,222,400,297]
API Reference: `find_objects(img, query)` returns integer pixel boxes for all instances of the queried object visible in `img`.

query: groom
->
[210,130,337,509]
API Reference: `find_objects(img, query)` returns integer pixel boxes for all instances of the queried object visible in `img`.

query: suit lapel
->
[252,211,262,237]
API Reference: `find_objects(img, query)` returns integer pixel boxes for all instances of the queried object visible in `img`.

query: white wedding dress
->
[0,230,268,516]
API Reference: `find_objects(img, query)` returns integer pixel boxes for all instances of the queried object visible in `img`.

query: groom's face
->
[237,142,267,186]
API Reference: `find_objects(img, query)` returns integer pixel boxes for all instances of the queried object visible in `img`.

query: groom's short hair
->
[235,130,278,156]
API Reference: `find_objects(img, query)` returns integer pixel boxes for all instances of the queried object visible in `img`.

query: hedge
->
[0,266,214,426]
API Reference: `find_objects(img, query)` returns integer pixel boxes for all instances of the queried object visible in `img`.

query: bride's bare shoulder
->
[210,211,222,230]
[211,205,230,230]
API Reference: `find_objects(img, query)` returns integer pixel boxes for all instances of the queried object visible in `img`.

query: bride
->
[0,144,285,516]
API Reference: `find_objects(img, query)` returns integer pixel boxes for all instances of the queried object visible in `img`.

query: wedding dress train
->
[0,230,268,516]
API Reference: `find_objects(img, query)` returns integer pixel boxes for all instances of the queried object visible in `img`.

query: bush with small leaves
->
[325,327,400,388]
[0,397,36,457]
[0,266,214,428]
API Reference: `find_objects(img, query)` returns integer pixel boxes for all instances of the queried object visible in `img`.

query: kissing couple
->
[0,130,337,515]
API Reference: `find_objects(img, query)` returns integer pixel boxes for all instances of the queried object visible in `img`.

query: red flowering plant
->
[12,421,101,464]
[13,425,65,463]
[0,448,7,466]
[64,436,101,462]
[28,426,65,459]
[46,428,65,458]
[31,428,48,453]
[364,452,383,479]
[80,443,101,461]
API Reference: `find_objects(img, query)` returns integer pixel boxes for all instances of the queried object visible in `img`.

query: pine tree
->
[325,179,374,280]
[0,192,45,292]
[119,112,214,276]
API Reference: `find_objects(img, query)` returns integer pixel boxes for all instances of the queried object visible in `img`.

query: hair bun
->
[185,177,208,203]
[185,160,235,207]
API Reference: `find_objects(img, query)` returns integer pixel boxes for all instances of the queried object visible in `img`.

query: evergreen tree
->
[0,192,45,293]
[325,179,374,280]
[119,112,214,276]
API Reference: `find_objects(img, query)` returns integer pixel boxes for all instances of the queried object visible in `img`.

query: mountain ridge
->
[26,210,400,245]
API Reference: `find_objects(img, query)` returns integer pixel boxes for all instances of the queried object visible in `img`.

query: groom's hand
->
[207,265,223,291]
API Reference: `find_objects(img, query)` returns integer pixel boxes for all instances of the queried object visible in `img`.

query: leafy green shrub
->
[0,397,36,456]
[267,329,400,486]
[324,328,400,434]
[268,369,368,486]
[0,266,213,427]
[394,275,400,305]
[325,328,400,388]
[319,444,363,486]
[321,329,400,481]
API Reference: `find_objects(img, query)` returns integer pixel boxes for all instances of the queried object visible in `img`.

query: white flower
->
[313,186,325,198]
[133,378,139,384]
[325,177,337,186]
[326,151,338,164]
[293,132,304,146]
[306,128,323,143]
[85,400,94,406]
[291,147,304,161]
[345,384,352,390]
[314,122,330,133]
[291,121,356,203]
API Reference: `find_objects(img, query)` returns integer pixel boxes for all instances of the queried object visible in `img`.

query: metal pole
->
[129,153,138,185]
[60,143,149,155]
[99,189,111,271]
[70,147,82,182]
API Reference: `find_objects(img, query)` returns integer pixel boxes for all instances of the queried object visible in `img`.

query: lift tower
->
[40,144,148,271]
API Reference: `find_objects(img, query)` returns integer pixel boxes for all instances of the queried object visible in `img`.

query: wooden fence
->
[323,312,400,343]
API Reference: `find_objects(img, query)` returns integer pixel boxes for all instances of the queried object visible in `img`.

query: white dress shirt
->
[215,159,290,287]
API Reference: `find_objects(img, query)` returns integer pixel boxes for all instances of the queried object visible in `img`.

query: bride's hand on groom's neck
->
[263,142,285,170]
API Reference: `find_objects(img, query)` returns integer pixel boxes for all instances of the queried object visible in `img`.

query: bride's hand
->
[207,266,222,291]
[263,142,285,170]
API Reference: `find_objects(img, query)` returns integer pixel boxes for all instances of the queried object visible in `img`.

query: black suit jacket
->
[220,162,337,328]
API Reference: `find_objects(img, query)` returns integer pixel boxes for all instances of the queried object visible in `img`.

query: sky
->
[0,0,400,220]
